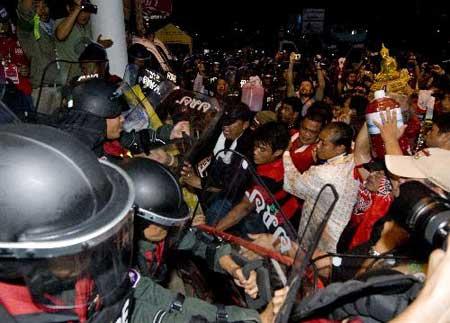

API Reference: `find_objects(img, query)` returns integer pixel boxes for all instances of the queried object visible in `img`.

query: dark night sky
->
[171,0,449,52]
[1,0,448,52]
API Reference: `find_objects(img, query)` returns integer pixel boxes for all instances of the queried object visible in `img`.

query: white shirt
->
[283,151,359,253]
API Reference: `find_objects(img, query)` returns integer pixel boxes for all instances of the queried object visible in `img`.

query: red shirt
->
[0,36,32,95]
[103,140,129,157]
[289,133,317,173]
[253,158,301,221]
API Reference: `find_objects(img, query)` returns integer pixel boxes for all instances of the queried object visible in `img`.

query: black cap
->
[79,43,107,62]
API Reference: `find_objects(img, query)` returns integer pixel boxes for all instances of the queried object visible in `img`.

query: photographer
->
[385,148,450,322]
[55,0,113,80]
[286,52,326,116]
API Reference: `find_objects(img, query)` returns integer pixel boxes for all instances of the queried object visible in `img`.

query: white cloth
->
[213,132,238,165]
[193,72,206,94]
[283,152,359,253]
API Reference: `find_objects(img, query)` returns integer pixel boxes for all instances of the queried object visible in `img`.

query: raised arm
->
[55,1,82,41]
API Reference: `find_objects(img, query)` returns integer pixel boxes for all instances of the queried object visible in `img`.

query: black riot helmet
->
[128,43,152,62]
[127,43,159,71]
[0,124,135,321]
[118,158,190,227]
[70,78,123,118]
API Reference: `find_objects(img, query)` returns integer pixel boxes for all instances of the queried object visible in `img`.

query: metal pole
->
[91,0,128,77]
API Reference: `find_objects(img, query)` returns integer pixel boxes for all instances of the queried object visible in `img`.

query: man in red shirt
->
[289,110,326,173]
[0,6,32,98]
[215,122,301,236]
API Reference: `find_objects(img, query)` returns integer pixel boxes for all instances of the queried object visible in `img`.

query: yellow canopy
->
[155,23,193,54]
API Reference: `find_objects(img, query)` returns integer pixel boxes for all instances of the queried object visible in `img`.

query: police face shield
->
[22,213,134,314]
[135,201,190,246]
[0,157,136,321]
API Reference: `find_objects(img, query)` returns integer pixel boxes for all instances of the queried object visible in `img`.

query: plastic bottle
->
[366,90,404,159]
[241,76,264,112]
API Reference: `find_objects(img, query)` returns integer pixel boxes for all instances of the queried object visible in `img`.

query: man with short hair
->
[375,111,450,157]
[286,52,326,116]
[338,69,361,98]
[289,111,325,173]
[277,96,302,135]
[283,122,359,253]
[426,113,450,150]
[215,122,301,235]
[181,102,254,225]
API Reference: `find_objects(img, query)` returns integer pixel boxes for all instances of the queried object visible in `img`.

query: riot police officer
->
[0,123,288,322]
[118,157,258,299]
[58,77,188,160]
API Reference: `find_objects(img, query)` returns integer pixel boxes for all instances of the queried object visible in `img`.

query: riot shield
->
[159,87,223,166]
[275,184,339,323]
[195,149,300,309]
[122,67,224,223]
[135,67,178,110]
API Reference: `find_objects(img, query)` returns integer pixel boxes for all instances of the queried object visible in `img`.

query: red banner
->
[141,0,173,15]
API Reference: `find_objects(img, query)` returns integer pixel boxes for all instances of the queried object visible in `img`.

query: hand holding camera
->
[289,52,301,64]
[79,0,98,14]
[314,54,326,69]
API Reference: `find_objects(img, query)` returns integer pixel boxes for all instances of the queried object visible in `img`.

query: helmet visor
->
[19,212,133,317]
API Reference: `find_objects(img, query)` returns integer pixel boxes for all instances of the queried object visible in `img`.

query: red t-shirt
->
[0,36,32,95]
[252,158,301,221]
[289,133,317,173]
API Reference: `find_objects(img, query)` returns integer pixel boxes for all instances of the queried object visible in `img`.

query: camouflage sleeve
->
[132,276,261,323]
[155,124,173,143]
[177,227,232,274]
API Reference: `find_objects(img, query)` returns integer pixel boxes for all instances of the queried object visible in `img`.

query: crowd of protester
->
[1,0,450,322]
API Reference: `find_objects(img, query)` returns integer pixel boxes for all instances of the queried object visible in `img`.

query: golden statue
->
[371,43,411,94]
[376,44,400,81]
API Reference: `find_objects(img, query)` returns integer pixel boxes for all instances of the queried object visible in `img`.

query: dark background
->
[171,0,449,53]
[2,0,448,57]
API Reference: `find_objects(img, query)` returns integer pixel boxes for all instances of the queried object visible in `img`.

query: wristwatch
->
[368,246,381,257]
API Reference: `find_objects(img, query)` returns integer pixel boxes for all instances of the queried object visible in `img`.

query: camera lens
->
[391,181,450,249]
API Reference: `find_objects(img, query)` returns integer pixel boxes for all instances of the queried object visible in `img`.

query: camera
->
[313,54,327,68]
[391,181,450,250]
[294,53,301,61]
[80,0,98,14]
